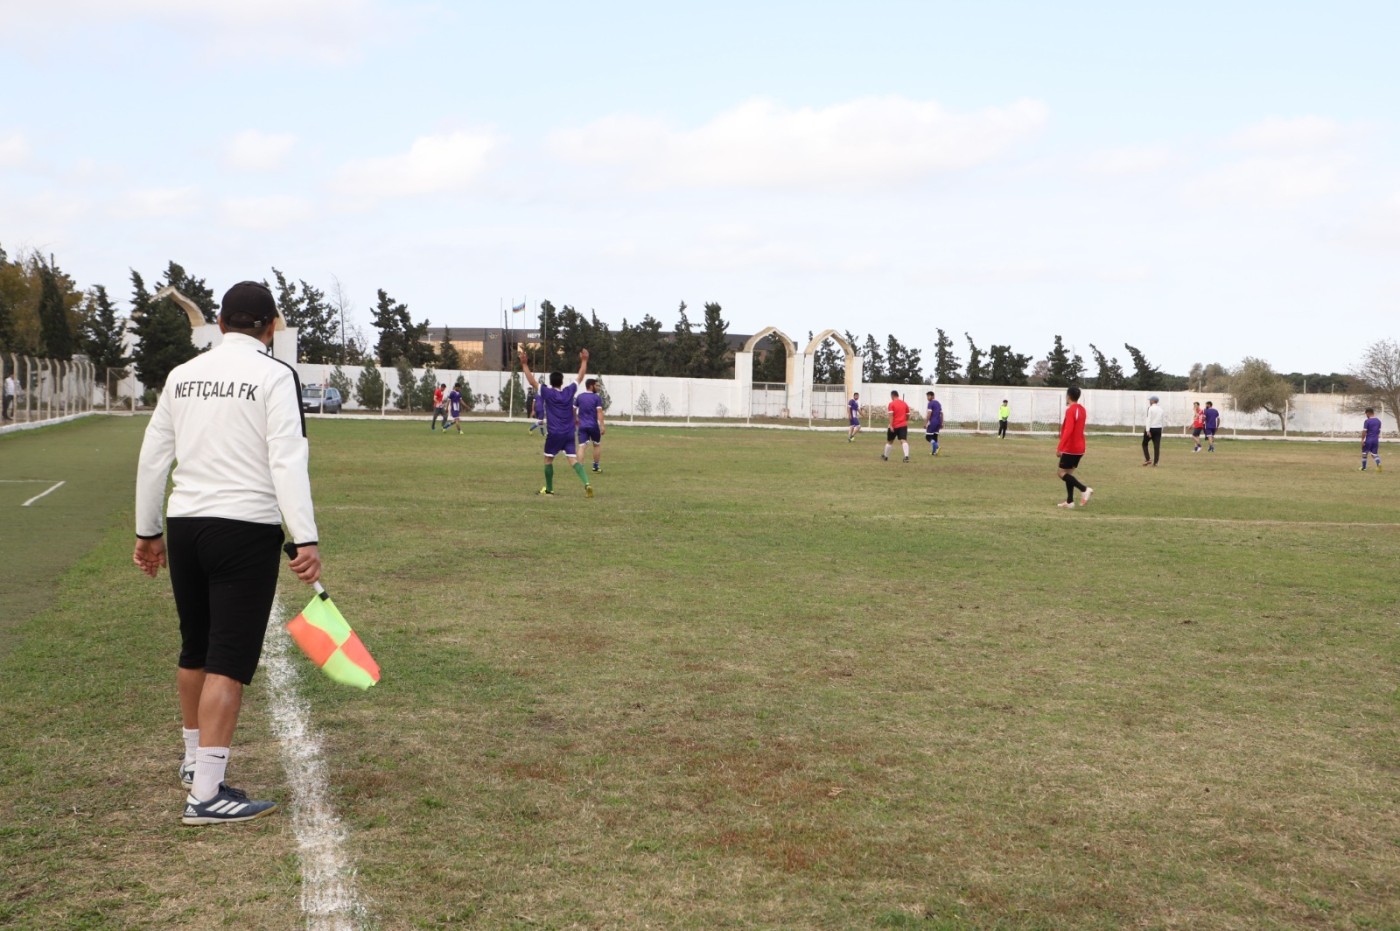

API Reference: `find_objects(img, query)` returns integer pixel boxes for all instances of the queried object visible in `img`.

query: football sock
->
[883,443,892,458]
[544,463,554,492]
[572,462,588,485]
[192,746,230,802]
[1063,476,1075,503]
[182,727,199,765]
[901,442,909,458]
[931,439,939,454]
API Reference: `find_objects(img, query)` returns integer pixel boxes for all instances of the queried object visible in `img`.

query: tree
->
[1348,339,1400,422]
[393,358,417,410]
[355,359,385,409]
[328,276,356,363]
[1230,356,1294,431]
[537,300,561,369]
[498,371,527,415]
[886,334,924,384]
[439,327,461,369]
[988,345,1032,386]
[861,334,886,382]
[413,367,439,411]
[1124,343,1164,391]
[964,333,988,384]
[812,333,843,384]
[80,285,131,396]
[933,328,959,384]
[701,302,731,377]
[371,288,434,367]
[328,365,353,400]
[1088,343,1125,389]
[129,269,198,392]
[753,334,787,383]
[275,272,339,364]
[37,261,78,360]
[669,302,704,377]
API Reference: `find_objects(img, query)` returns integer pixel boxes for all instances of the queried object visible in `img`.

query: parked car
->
[301,385,343,414]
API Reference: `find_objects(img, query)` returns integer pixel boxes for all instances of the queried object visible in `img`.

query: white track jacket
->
[136,332,318,545]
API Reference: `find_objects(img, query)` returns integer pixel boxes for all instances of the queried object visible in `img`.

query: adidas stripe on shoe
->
[179,761,195,789]
[182,784,277,825]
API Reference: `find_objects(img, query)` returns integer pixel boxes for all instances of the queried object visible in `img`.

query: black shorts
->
[1058,453,1083,470]
[167,517,284,685]
[1191,427,1203,437]
[925,431,939,441]
[886,426,908,441]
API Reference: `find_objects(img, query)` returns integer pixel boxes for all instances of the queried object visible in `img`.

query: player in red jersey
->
[882,390,911,462]
[1057,386,1093,508]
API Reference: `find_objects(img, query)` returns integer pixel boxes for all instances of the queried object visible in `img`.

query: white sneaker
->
[1057,501,1075,509]
[1081,487,1093,506]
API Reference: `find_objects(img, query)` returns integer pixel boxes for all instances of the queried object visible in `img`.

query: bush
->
[356,361,385,410]
[498,372,527,415]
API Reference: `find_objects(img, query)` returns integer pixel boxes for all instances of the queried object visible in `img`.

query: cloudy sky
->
[3,0,1397,376]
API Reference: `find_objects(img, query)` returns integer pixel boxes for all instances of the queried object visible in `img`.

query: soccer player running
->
[1360,408,1383,472]
[1190,401,1206,452]
[925,390,944,456]
[446,382,463,434]
[430,383,446,430]
[997,399,1009,439]
[1202,400,1220,452]
[519,346,594,497]
[1056,385,1093,509]
[134,281,322,825]
[882,390,911,462]
[576,377,605,473]
[847,393,861,442]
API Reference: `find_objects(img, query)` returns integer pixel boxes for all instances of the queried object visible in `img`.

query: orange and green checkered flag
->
[286,584,380,690]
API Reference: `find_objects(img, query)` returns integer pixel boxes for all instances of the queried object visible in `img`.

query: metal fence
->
[2,353,97,426]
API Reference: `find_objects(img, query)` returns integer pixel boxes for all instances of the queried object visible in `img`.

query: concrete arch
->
[742,326,795,356]
[744,326,797,386]
[802,328,860,400]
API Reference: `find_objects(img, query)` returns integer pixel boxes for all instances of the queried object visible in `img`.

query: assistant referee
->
[134,280,322,825]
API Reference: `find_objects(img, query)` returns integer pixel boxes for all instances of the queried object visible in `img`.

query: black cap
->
[220,281,279,328]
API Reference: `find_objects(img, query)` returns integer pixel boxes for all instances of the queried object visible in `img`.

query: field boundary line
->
[262,599,367,931]
[21,481,65,506]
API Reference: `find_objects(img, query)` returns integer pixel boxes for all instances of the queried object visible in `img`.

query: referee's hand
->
[288,544,321,585]
[133,537,166,578]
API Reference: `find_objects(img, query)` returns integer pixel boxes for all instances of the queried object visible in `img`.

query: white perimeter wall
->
[295,362,1389,436]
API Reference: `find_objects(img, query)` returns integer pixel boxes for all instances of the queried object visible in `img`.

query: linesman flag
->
[286,584,381,690]
[511,300,527,313]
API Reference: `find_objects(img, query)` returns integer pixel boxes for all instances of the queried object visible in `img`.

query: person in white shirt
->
[133,280,322,825]
[2,371,16,420]
[1141,395,1166,467]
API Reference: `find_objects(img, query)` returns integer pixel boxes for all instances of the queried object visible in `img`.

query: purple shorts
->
[849,417,859,426]
[1363,438,1379,454]
[544,432,577,458]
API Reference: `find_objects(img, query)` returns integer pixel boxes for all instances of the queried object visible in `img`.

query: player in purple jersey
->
[1360,408,1383,472]
[924,391,943,456]
[1202,401,1220,452]
[575,378,606,473]
[847,393,861,442]
[519,346,594,497]
[446,386,463,434]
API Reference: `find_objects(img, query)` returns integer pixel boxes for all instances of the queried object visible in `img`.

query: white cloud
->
[226,130,297,172]
[551,96,1049,190]
[1184,155,1350,209]
[221,195,313,230]
[331,130,501,203]
[0,132,30,167]
[1226,116,1343,152]
[1083,146,1174,176]
[111,186,202,218]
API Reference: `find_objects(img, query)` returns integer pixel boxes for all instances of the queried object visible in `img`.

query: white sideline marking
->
[262,602,367,930]
[21,481,65,507]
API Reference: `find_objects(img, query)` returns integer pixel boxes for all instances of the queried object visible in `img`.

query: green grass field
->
[2,416,1398,930]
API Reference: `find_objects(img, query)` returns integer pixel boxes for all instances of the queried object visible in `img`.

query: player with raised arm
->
[576,378,605,473]
[882,390,910,463]
[520,347,594,497]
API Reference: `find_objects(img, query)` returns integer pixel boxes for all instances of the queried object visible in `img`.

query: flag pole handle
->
[283,543,329,598]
